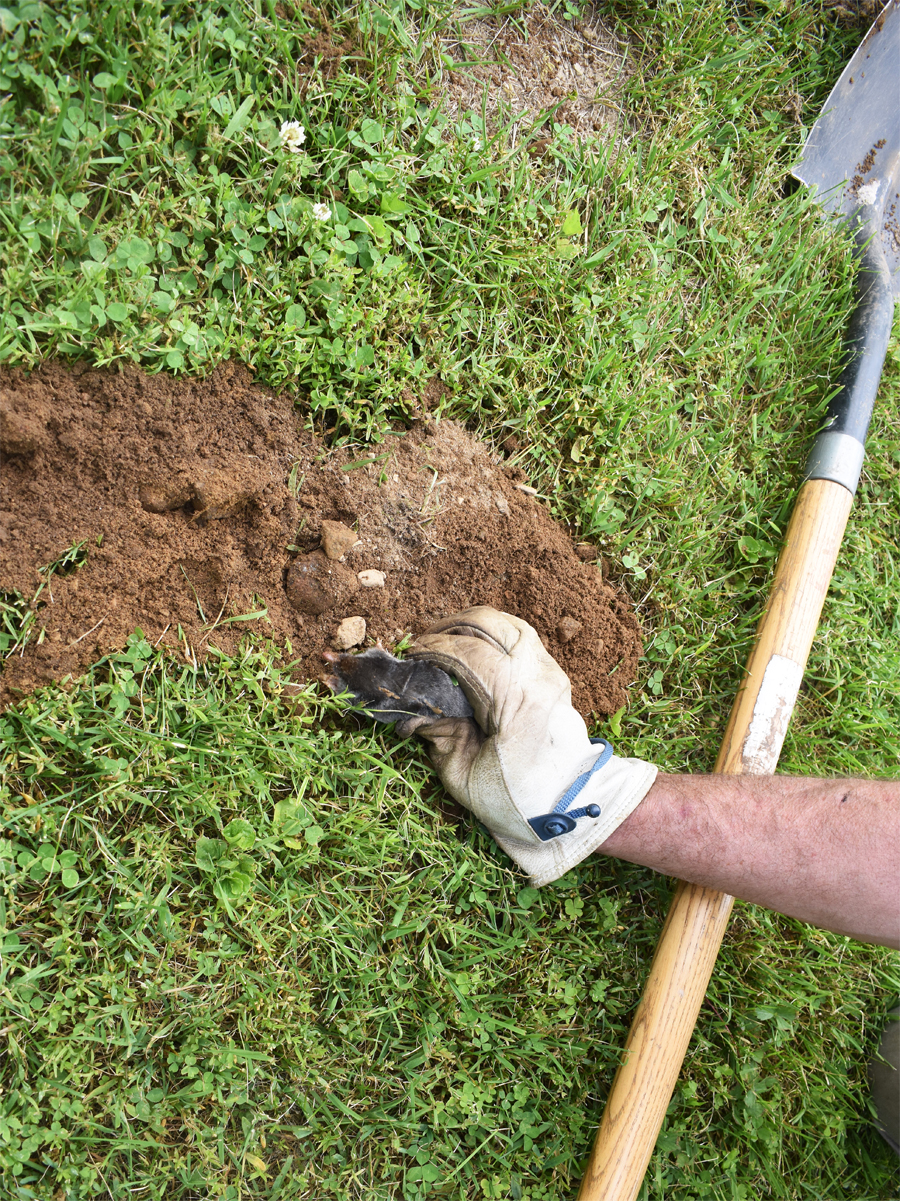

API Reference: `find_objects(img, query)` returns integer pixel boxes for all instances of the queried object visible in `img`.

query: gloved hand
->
[404,606,657,888]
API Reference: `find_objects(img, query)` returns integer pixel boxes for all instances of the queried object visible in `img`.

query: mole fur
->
[322,647,474,723]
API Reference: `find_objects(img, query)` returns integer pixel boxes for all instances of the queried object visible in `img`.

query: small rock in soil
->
[557,616,583,643]
[334,616,366,649]
[575,542,597,561]
[358,569,386,588]
[321,520,358,560]
[285,552,333,615]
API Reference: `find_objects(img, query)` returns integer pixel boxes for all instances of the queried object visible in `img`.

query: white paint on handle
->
[741,654,804,775]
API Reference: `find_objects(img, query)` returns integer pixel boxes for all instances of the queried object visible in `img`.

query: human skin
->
[406,607,900,948]
[597,773,900,949]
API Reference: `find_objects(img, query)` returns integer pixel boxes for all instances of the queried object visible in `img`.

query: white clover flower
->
[472,137,482,151]
[279,120,306,153]
[312,202,331,222]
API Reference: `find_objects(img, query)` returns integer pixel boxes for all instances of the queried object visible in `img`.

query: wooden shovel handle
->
[577,476,855,1201]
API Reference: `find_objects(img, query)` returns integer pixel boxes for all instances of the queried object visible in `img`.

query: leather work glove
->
[404,606,658,888]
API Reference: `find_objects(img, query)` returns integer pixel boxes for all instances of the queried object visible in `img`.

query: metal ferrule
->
[803,430,867,495]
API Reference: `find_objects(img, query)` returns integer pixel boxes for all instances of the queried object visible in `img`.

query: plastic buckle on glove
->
[526,738,612,842]
[529,811,581,841]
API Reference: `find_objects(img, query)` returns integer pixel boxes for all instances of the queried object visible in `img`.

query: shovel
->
[577,5,899,1198]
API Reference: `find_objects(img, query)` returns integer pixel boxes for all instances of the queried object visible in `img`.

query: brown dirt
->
[0,361,642,717]
[425,2,633,143]
[820,0,887,27]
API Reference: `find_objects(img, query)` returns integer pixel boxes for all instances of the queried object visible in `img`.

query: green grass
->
[2,643,897,1200]
[1,0,899,1197]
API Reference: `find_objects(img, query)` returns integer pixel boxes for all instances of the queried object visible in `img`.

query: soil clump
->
[0,361,641,716]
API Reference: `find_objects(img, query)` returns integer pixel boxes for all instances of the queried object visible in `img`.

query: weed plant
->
[1,0,898,1198]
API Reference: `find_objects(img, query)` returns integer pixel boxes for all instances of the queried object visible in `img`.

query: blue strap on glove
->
[527,739,614,842]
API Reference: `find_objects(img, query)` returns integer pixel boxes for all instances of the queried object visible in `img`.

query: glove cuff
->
[492,751,658,888]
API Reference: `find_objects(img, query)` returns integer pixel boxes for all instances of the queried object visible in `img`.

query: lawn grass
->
[1,0,899,1198]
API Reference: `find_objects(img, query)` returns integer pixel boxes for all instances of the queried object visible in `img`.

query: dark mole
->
[322,647,474,724]
[840,793,850,803]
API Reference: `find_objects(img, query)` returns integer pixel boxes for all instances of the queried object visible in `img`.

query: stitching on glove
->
[424,622,511,654]
[527,738,614,841]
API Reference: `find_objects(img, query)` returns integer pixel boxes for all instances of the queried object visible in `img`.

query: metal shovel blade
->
[793,0,900,294]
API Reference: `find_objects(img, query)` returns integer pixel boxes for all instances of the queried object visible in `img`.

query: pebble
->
[557,616,583,643]
[333,616,366,650]
[320,519,359,560]
[495,494,510,515]
[515,483,538,496]
[285,553,332,615]
[358,569,386,588]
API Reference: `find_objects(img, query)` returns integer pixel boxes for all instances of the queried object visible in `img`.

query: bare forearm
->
[598,774,900,948]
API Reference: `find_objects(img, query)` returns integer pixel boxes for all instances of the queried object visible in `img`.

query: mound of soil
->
[0,361,641,716]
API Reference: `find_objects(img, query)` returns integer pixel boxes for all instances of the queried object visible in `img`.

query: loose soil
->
[0,361,641,716]
[430,2,633,143]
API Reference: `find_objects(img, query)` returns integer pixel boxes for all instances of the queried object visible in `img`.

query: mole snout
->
[322,646,474,724]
